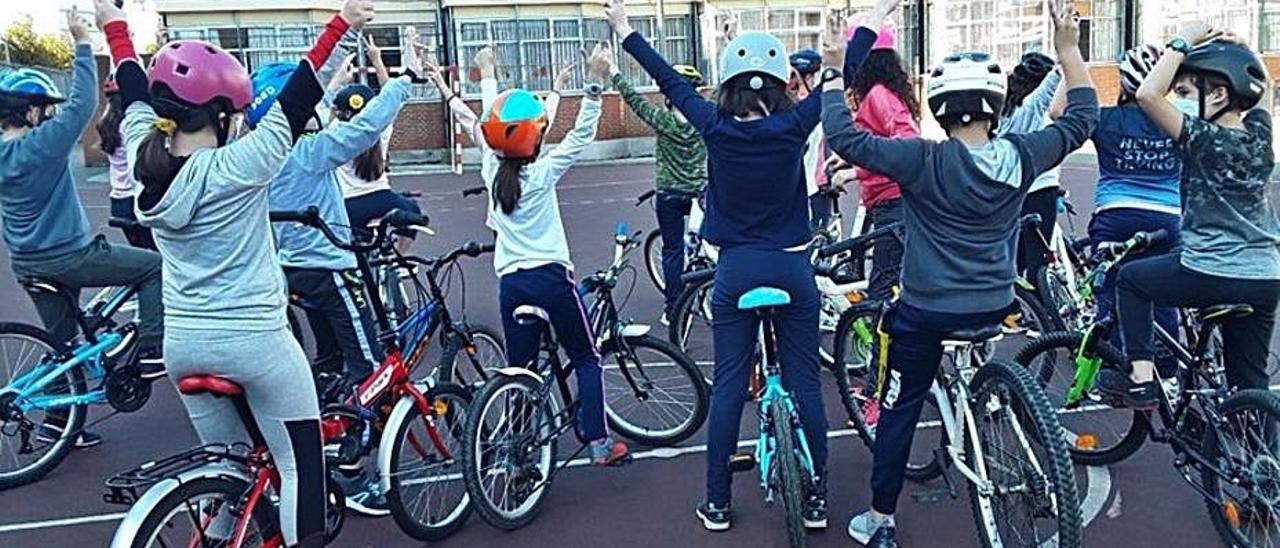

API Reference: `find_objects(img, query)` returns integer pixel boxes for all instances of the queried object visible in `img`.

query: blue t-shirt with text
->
[1092,105,1181,214]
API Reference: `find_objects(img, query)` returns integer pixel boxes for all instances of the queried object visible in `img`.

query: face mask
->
[1172,97,1200,118]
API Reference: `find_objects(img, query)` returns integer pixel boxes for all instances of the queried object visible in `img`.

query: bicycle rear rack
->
[103,443,252,506]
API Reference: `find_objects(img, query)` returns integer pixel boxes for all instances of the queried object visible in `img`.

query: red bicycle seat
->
[176,375,244,397]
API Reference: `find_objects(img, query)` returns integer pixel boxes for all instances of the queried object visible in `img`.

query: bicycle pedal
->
[910,487,953,504]
[729,453,757,473]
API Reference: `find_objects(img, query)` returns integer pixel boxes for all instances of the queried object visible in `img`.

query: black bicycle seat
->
[1199,304,1254,323]
[940,324,1002,343]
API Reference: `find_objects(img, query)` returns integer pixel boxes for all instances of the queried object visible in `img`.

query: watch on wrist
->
[819,67,842,85]
[1166,37,1191,55]
[584,82,605,97]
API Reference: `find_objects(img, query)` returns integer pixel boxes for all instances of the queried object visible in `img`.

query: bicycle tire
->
[440,324,506,390]
[1012,331,1149,465]
[602,334,709,446]
[968,359,1082,548]
[462,373,557,531]
[0,322,86,490]
[1033,265,1078,332]
[830,307,877,450]
[1014,284,1062,336]
[1200,388,1280,548]
[385,382,474,541]
[667,273,715,350]
[770,397,808,548]
[644,229,666,293]
[118,476,277,548]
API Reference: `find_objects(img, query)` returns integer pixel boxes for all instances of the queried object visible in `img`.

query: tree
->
[2,19,74,70]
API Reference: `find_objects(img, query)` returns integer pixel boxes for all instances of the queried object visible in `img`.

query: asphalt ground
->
[0,157,1272,547]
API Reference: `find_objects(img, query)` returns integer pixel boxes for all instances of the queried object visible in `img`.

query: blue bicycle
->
[732,286,820,548]
[0,278,151,489]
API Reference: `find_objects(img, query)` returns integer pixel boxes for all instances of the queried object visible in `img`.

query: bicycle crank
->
[104,365,151,413]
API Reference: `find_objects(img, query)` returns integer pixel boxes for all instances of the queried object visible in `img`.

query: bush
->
[2,20,74,70]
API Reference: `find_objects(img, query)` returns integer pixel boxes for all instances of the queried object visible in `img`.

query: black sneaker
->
[35,424,102,449]
[137,347,166,380]
[805,485,828,529]
[1095,369,1159,409]
[696,501,732,532]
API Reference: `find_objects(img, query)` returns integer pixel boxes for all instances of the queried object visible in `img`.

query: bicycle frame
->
[753,317,817,496]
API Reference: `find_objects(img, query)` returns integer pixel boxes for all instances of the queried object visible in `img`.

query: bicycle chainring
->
[105,365,151,413]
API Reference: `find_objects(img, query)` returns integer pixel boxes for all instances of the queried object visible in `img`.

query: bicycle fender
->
[599,324,652,345]
[494,367,543,383]
[110,466,255,548]
[378,394,419,494]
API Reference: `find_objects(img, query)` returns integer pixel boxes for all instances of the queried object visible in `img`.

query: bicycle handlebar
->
[108,217,143,230]
[635,189,657,206]
[269,206,431,253]
[462,186,487,198]
[816,223,904,258]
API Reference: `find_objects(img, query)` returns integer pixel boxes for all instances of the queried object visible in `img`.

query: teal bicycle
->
[731,286,820,548]
[0,277,152,490]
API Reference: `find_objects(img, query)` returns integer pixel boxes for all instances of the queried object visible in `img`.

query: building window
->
[1076,0,1123,62]
[1141,0,1259,47]
[932,0,1047,70]
[1261,0,1280,51]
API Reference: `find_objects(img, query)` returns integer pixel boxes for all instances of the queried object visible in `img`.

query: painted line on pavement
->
[0,512,127,534]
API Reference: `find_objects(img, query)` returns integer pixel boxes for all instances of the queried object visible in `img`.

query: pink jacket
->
[851,84,918,211]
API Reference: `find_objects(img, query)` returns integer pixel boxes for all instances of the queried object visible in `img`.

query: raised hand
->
[92,0,127,30]
[364,35,384,66]
[586,42,615,81]
[1049,0,1081,52]
[821,10,845,68]
[553,61,577,92]
[341,0,375,30]
[68,7,90,44]
[869,0,900,27]
[422,57,451,93]
[604,0,633,37]
[1176,20,1222,47]
[474,46,496,70]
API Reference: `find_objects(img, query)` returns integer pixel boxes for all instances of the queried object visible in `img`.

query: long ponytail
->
[352,141,386,182]
[134,100,225,211]
[493,156,534,215]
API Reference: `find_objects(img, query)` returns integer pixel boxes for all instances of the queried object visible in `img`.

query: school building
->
[99,0,1280,164]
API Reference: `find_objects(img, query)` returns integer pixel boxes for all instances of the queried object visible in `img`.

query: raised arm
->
[1001,68,1062,132]
[607,0,716,131]
[364,35,391,86]
[25,11,97,162]
[538,42,610,184]
[1135,20,1222,140]
[612,70,678,135]
[297,76,412,172]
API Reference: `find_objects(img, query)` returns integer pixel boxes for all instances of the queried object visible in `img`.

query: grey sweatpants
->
[10,235,164,349]
[165,326,325,546]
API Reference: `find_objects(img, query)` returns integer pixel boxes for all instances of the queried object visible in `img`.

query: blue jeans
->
[871,302,1009,514]
[1088,208,1180,373]
[499,263,607,441]
[656,191,693,314]
[706,248,826,505]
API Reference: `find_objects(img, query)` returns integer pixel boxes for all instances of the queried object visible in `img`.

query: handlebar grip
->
[268,207,319,225]
[817,223,903,258]
[108,217,140,230]
[382,209,431,230]
[635,189,656,206]
[462,186,487,197]
[1134,229,1170,250]
[1019,213,1043,229]
[479,244,496,254]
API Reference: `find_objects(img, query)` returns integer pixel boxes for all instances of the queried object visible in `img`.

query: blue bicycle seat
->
[737,287,791,311]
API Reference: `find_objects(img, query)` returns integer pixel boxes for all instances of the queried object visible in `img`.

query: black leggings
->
[1117,253,1280,391]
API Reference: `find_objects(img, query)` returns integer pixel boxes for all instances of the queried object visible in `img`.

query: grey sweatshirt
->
[0,44,96,258]
[822,87,1099,314]
[129,101,295,332]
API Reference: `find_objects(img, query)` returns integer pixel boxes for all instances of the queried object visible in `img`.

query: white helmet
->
[926,52,1007,124]
[1119,44,1162,97]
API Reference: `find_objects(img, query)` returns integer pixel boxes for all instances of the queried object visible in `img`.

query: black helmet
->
[333,84,377,118]
[1179,41,1267,111]
[1013,52,1055,82]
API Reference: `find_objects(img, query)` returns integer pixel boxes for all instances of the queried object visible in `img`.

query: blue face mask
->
[1172,97,1200,118]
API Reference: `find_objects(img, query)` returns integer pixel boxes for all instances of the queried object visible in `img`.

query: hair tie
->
[152,118,177,136]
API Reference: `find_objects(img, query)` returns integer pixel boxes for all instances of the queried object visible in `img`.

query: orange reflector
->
[845,291,864,304]
[1223,501,1241,529]
[433,399,450,416]
[1075,434,1098,450]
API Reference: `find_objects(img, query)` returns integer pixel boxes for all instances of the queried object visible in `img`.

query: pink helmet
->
[847,19,897,50]
[148,40,252,111]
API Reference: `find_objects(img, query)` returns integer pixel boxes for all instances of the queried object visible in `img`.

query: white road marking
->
[0,513,126,534]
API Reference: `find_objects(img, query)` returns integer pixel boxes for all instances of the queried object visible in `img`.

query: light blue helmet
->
[719,32,790,90]
[0,68,65,105]
[246,62,296,129]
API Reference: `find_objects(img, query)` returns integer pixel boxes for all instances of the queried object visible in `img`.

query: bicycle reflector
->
[1074,434,1097,451]
[433,399,450,416]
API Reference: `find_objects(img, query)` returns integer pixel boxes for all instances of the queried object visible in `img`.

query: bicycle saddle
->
[737,287,791,311]
[1199,304,1254,323]
[939,324,1003,343]
[176,375,244,397]
[18,277,67,296]
[513,305,552,325]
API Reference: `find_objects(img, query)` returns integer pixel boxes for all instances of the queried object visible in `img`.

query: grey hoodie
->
[127,101,294,332]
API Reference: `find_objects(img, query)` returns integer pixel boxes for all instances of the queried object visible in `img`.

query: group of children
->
[0,0,1277,546]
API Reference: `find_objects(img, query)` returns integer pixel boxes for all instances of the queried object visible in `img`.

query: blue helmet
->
[0,68,65,106]
[245,62,296,129]
[719,32,790,90]
[789,49,822,76]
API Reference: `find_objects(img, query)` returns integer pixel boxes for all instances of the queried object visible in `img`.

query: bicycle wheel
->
[770,397,809,548]
[462,374,557,530]
[1012,285,1060,338]
[668,274,715,379]
[1033,265,1080,332]
[0,322,86,490]
[441,324,506,389]
[602,334,708,446]
[385,383,473,541]
[644,229,666,293]
[1012,331,1149,465]
[1201,388,1280,548]
[967,359,1082,548]
[117,476,276,548]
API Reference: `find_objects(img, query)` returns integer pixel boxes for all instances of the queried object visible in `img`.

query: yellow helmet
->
[672,64,704,86]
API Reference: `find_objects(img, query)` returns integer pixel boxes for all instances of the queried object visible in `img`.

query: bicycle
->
[1024,189,1091,332]
[460,224,709,530]
[1013,229,1280,547]
[0,259,152,490]
[635,189,717,294]
[105,210,478,545]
